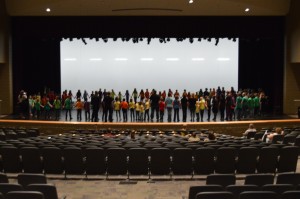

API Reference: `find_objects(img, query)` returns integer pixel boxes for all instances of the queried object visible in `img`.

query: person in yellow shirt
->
[195,100,201,122]
[129,99,135,122]
[135,101,140,121]
[114,97,121,122]
[199,96,206,122]
[144,99,150,122]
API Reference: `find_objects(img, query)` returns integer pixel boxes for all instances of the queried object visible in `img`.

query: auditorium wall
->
[0,0,13,115]
[284,0,300,115]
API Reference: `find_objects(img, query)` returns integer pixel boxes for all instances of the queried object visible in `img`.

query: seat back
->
[276,173,300,187]
[188,185,224,199]
[127,148,149,175]
[215,147,236,174]
[196,191,234,199]
[106,148,127,175]
[282,191,300,199]
[27,184,58,199]
[0,173,9,183]
[20,147,43,173]
[226,185,259,199]
[6,191,44,199]
[206,174,236,188]
[0,146,22,173]
[239,191,278,199]
[262,184,295,195]
[42,147,64,174]
[0,183,23,195]
[85,148,106,175]
[236,147,259,174]
[244,174,274,187]
[194,147,215,174]
[277,146,299,173]
[257,147,279,173]
[150,148,171,175]
[17,174,47,189]
[282,135,296,145]
[172,148,193,175]
[63,147,84,175]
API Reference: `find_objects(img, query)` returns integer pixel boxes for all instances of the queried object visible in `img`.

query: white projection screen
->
[60,38,238,95]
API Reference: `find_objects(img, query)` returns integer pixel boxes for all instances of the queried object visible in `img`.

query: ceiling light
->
[189,0,194,4]
[245,8,250,12]
[192,58,205,61]
[115,58,128,61]
[46,8,51,12]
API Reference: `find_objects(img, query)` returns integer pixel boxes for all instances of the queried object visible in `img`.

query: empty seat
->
[63,147,85,177]
[262,184,295,195]
[127,148,149,177]
[20,147,43,173]
[17,174,47,189]
[239,191,278,199]
[276,173,300,187]
[0,183,23,195]
[150,148,171,176]
[194,147,215,175]
[236,147,259,174]
[282,191,300,199]
[196,191,234,199]
[226,185,259,199]
[215,147,236,174]
[244,174,274,187]
[0,146,22,173]
[27,184,59,199]
[257,147,279,173]
[282,135,297,145]
[6,191,44,199]
[42,147,64,174]
[188,185,224,199]
[0,173,9,183]
[106,148,127,177]
[206,174,236,188]
[172,148,193,176]
[277,146,299,173]
[85,148,106,176]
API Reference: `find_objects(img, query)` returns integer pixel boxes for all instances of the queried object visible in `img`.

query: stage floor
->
[0,110,299,136]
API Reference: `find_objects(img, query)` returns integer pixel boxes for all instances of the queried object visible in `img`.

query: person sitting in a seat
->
[188,132,200,142]
[243,123,256,137]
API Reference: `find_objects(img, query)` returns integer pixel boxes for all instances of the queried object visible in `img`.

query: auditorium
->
[0,0,300,199]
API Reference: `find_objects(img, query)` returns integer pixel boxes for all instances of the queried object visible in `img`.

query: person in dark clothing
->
[219,93,226,121]
[225,92,233,121]
[205,96,212,121]
[103,91,114,122]
[91,92,100,122]
[188,93,197,122]
[211,95,219,121]
[181,94,188,122]
[150,90,160,122]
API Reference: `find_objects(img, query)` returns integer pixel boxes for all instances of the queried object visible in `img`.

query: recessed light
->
[46,8,51,12]
[189,0,194,4]
[245,8,250,12]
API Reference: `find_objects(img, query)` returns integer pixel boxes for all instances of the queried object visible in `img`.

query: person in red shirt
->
[159,98,165,122]
[120,98,128,122]
[145,89,150,99]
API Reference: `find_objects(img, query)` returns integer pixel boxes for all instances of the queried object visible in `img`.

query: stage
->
[0,118,299,136]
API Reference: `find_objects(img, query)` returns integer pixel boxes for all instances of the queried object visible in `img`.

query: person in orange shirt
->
[120,98,128,122]
[74,98,84,121]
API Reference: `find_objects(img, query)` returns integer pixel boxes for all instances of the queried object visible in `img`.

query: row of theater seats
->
[0,128,40,140]
[188,173,300,199]
[0,173,59,199]
[0,146,298,178]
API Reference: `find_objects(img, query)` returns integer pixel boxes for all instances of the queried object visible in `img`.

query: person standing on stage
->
[132,88,138,103]
[63,96,72,121]
[199,96,206,122]
[53,96,61,121]
[211,95,219,121]
[159,98,165,122]
[139,89,145,102]
[91,91,100,122]
[235,92,243,121]
[144,98,150,122]
[145,89,150,100]
[125,90,130,102]
[84,100,90,121]
[173,96,181,122]
[129,98,135,122]
[219,93,226,121]
[181,93,188,122]
[120,98,128,122]
[165,93,173,122]
[83,90,89,102]
[150,89,160,122]
[114,97,121,122]
[74,98,84,121]
[188,93,197,122]
[205,95,212,121]
[103,91,113,122]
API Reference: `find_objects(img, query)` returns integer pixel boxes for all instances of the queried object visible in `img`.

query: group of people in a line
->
[16,86,269,123]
